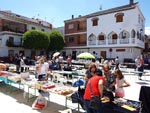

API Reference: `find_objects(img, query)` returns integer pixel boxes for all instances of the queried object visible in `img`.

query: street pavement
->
[0,68,150,113]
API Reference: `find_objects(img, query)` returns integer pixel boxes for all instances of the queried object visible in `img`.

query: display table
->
[0,71,23,92]
[103,98,140,113]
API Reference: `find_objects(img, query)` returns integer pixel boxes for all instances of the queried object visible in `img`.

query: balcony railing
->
[119,38,129,44]
[108,39,117,44]
[6,40,22,47]
[131,38,135,43]
[13,42,22,46]
[97,40,106,45]
[87,38,140,46]
[88,41,96,45]
[1,26,25,33]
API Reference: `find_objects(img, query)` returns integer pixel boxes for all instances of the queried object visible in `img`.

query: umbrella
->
[73,79,84,87]
[77,52,95,59]
[0,63,7,71]
[53,52,60,57]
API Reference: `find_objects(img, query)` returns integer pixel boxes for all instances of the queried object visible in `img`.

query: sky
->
[0,0,149,28]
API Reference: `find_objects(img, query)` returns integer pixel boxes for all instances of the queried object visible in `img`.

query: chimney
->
[78,15,82,18]
[130,0,134,5]
[72,15,74,19]
[99,5,103,10]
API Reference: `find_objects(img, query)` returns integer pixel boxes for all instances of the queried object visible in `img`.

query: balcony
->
[143,48,150,52]
[119,38,129,44]
[131,38,135,43]
[88,38,132,46]
[97,40,106,45]
[108,39,117,44]
[78,41,86,45]
[2,26,25,33]
[6,40,22,47]
[88,40,96,45]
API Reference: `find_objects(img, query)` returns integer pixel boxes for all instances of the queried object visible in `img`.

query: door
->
[101,51,106,59]
[72,51,77,60]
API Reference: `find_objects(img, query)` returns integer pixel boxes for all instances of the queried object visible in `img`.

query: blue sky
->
[0,0,149,28]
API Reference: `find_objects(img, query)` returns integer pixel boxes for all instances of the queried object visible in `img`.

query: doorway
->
[101,51,106,59]
[72,51,77,60]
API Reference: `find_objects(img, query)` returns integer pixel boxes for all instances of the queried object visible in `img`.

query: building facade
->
[0,10,52,58]
[64,0,145,62]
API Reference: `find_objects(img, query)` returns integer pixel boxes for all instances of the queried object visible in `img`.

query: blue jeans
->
[84,99,103,113]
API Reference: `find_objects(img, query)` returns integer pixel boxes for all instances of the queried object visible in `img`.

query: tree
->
[48,30,65,52]
[22,30,50,51]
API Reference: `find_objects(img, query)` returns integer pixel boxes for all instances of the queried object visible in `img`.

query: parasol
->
[53,52,60,57]
[77,52,95,59]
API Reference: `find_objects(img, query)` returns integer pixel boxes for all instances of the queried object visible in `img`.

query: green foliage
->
[22,30,50,50]
[48,30,65,51]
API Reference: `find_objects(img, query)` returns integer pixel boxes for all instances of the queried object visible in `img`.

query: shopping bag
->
[32,94,47,109]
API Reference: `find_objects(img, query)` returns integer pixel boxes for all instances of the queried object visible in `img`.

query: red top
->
[67,57,71,64]
[141,59,144,65]
[84,75,105,100]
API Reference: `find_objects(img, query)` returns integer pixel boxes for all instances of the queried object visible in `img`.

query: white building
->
[54,26,65,37]
[0,10,52,58]
[64,0,145,62]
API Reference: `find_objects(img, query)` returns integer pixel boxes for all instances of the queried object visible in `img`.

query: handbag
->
[71,87,86,110]
[71,92,80,103]
[90,96,101,110]
[89,82,101,110]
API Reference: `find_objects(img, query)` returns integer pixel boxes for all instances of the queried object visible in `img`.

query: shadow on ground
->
[0,82,74,113]
[135,81,150,85]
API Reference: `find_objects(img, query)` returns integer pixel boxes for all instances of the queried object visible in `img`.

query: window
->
[112,34,117,39]
[116,49,125,52]
[98,35,105,40]
[32,27,36,30]
[69,37,74,42]
[119,30,130,39]
[131,29,136,38]
[137,31,140,39]
[138,14,140,23]
[115,13,124,22]
[88,33,96,41]
[77,22,80,30]
[92,18,99,26]
[0,37,2,44]
[122,32,126,38]
[9,36,14,43]
[68,24,74,29]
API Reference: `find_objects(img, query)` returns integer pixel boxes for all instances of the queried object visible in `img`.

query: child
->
[115,70,130,98]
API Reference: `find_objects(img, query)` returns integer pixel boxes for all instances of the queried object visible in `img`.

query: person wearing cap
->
[84,69,105,113]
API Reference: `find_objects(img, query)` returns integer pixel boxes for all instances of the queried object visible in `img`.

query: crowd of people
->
[30,54,131,113]
[83,61,130,113]
[7,52,147,113]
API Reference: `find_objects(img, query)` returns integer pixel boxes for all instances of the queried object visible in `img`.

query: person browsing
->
[84,69,105,113]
